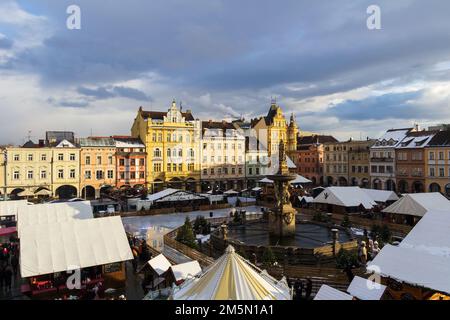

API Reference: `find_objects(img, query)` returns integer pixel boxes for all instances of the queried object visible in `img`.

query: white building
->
[200,121,246,192]
[370,128,413,191]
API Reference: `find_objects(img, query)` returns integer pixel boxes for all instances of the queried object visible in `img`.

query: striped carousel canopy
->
[170,245,292,300]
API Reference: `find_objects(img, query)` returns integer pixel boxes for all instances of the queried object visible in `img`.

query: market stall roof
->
[367,245,450,295]
[0,200,29,218]
[147,188,179,202]
[382,193,450,217]
[156,191,208,203]
[17,201,94,238]
[148,254,172,276]
[259,175,311,185]
[171,245,291,300]
[251,187,262,191]
[311,187,376,209]
[223,189,239,195]
[18,190,34,197]
[347,276,386,300]
[170,261,202,282]
[290,175,312,184]
[400,209,450,257]
[361,189,399,203]
[286,156,296,169]
[0,227,17,237]
[35,189,52,196]
[313,285,353,300]
[20,216,133,278]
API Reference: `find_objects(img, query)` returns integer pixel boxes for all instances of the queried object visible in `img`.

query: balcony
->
[370,157,394,162]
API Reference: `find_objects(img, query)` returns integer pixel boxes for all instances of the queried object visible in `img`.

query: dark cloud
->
[77,85,152,101]
[47,97,89,108]
[77,86,115,99]
[112,86,152,101]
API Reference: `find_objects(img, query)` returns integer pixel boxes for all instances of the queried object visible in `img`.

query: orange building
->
[292,135,337,186]
[112,136,147,189]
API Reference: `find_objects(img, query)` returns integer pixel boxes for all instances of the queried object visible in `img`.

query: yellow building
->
[131,100,202,193]
[250,101,299,173]
[425,130,450,197]
[78,137,116,199]
[3,142,53,198]
[0,148,6,199]
[48,139,81,199]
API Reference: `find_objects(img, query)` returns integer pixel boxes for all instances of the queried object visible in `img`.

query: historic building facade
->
[292,135,338,186]
[424,130,450,197]
[200,120,246,192]
[131,101,202,193]
[323,141,349,186]
[78,137,117,199]
[370,128,413,191]
[395,130,437,193]
[112,136,147,189]
[348,139,375,188]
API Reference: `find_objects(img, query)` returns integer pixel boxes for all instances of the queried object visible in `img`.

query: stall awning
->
[20,216,133,278]
[170,261,202,282]
[314,285,353,300]
[347,276,386,300]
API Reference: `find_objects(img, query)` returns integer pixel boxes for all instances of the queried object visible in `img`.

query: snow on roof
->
[146,188,179,202]
[170,261,202,282]
[372,129,411,149]
[367,245,450,294]
[148,254,172,276]
[314,285,354,300]
[347,276,386,300]
[312,187,376,209]
[224,189,239,195]
[400,210,450,257]
[290,174,312,184]
[17,201,94,238]
[20,216,133,278]
[382,193,450,217]
[156,191,207,203]
[0,200,29,218]
[361,189,399,203]
[287,156,296,169]
[396,133,436,149]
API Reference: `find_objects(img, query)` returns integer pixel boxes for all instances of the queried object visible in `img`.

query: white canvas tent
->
[312,187,376,210]
[0,200,29,218]
[347,276,386,300]
[170,261,202,283]
[20,216,133,278]
[259,174,311,185]
[382,193,450,217]
[313,285,354,300]
[171,246,291,300]
[17,201,94,238]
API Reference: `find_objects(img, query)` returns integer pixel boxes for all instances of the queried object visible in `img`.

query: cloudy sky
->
[1,0,450,145]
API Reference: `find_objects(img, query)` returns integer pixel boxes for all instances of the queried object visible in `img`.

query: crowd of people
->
[0,240,19,295]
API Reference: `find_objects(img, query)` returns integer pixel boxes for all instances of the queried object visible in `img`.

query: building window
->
[14,154,19,161]
[28,154,33,161]
[41,154,47,161]
[256,168,260,175]
[108,156,113,165]
[178,164,182,172]
[439,152,444,160]
[97,156,102,165]
[58,154,64,161]
[439,167,445,177]
[238,167,242,174]
[85,156,91,165]
[172,164,177,172]
[85,170,91,179]
[27,170,33,179]
[119,159,125,166]
[139,159,144,166]
[430,167,435,177]
[203,169,207,175]
[130,172,136,179]
[70,154,76,161]
[248,168,253,175]
[167,164,171,172]
[167,148,171,158]
[13,171,20,180]
[429,152,435,160]
[188,163,194,171]
[154,148,161,158]
[131,159,136,166]
[107,170,114,179]
[153,163,162,172]
[139,172,145,179]
[40,170,47,179]
[70,169,76,179]
[96,170,104,180]
[58,169,64,179]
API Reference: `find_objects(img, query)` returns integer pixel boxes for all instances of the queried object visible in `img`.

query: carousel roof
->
[171,245,292,300]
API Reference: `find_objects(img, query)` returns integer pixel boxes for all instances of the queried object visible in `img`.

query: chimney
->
[39,139,45,147]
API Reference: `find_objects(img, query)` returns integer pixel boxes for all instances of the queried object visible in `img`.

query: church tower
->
[287,113,298,152]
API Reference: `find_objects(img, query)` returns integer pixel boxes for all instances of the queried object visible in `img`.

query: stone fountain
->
[266,140,297,239]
